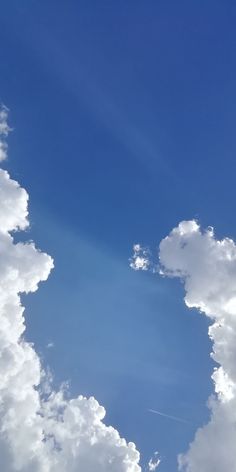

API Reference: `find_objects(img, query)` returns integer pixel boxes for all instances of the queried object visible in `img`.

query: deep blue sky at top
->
[1,1,236,470]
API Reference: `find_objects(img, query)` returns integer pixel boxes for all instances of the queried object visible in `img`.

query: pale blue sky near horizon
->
[1,1,236,469]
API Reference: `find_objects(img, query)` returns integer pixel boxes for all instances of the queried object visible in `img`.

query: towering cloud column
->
[0,108,141,472]
[131,219,236,471]
[159,221,236,471]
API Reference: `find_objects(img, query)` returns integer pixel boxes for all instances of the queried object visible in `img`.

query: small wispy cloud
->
[0,105,10,162]
[148,451,161,471]
[129,244,152,271]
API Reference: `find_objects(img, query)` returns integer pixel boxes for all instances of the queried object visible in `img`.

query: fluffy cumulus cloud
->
[132,220,236,471]
[0,108,141,472]
[160,221,236,471]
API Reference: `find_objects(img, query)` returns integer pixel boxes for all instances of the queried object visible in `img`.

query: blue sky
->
[1,1,236,470]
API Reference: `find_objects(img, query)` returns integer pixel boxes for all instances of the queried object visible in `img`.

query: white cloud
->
[148,452,161,471]
[0,169,29,233]
[131,220,236,470]
[0,105,10,161]
[0,107,141,472]
[46,342,54,349]
[129,244,151,271]
[159,220,236,471]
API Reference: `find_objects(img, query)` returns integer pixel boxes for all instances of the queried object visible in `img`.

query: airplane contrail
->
[148,408,190,424]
